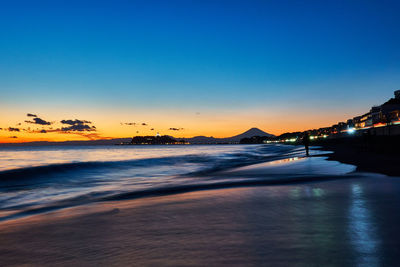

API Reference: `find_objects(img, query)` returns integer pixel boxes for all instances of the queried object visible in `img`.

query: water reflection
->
[263,156,301,165]
[289,186,325,199]
[348,183,381,267]
[232,156,356,177]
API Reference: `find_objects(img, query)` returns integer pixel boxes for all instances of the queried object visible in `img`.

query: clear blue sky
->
[1,0,400,139]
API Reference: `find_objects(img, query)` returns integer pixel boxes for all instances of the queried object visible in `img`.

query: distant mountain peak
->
[243,127,268,134]
[229,128,274,141]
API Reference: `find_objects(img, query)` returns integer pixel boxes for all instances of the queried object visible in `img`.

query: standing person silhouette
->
[303,132,310,157]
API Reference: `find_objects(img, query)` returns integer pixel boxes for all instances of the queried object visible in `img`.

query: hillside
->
[184,128,274,144]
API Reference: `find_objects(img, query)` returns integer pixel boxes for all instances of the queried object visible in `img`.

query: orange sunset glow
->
[0,106,361,143]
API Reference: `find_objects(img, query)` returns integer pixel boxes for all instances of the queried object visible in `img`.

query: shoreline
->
[312,136,400,177]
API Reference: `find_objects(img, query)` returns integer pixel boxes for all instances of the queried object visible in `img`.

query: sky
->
[1,0,400,142]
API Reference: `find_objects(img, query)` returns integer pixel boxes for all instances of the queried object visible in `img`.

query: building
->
[338,122,347,132]
[359,112,372,128]
[370,106,383,125]
[346,119,354,128]
[395,90,400,99]
[277,89,400,141]
[353,116,362,129]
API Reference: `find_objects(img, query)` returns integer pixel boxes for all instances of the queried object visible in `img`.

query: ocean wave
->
[0,144,318,222]
[0,172,359,222]
[0,145,302,182]
[0,154,214,181]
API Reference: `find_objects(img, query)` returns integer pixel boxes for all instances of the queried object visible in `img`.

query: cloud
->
[121,122,148,127]
[9,136,18,138]
[150,128,154,130]
[24,119,96,134]
[60,119,96,132]
[62,125,96,132]
[25,117,52,125]
[8,127,20,132]
[168,127,184,131]
[32,128,101,139]
[59,119,95,132]
[3,116,101,140]
[61,119,91,125]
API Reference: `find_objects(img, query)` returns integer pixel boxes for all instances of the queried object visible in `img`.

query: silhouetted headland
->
[122,135,188,145]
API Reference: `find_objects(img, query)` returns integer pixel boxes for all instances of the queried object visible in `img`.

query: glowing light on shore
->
[348,128,355,134]
[373,123,386,128]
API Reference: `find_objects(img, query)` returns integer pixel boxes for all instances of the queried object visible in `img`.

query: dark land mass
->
[183,127,274,144]
[129,135,185,145]
[0,128,274,146]
[312,136,400,177]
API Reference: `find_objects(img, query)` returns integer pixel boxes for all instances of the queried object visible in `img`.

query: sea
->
[3,144,400,266]
[0,144,355,221]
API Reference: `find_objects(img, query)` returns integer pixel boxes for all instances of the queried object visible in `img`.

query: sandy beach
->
[1,158,400,266]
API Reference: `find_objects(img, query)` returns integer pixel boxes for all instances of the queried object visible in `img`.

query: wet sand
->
[1,173,400,266]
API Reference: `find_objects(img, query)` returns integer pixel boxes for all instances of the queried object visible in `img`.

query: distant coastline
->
[0,128,274,146]
[263,90,400,145]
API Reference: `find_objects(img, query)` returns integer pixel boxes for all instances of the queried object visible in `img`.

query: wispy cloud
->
[76,132,102,140]
[121,122,149,126]
[27,113,37,117]
[61,125,96,131]
[61,119,91,125]
[7,127,20,132]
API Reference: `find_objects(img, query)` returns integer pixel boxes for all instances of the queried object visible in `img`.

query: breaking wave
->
[0,144,350,222]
